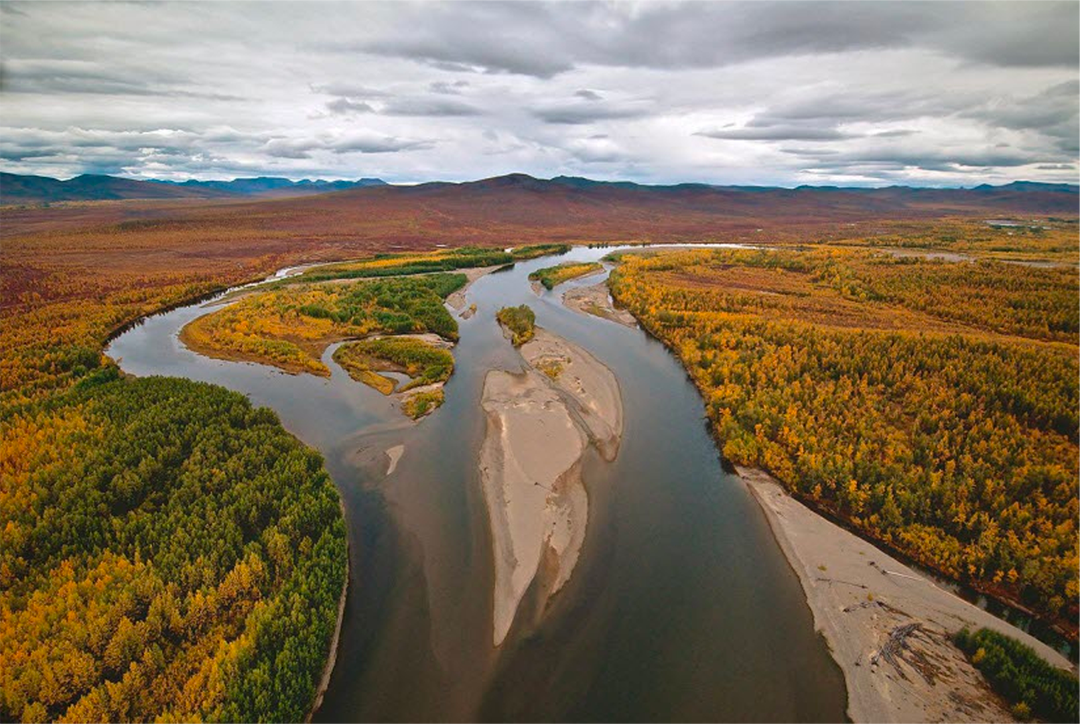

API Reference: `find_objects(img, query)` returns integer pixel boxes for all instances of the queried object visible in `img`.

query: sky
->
[0,0,1077,187]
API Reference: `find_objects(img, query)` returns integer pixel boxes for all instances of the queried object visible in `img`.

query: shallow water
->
[107,246,848,722]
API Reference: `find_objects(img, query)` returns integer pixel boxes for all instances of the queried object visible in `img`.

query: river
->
[106,245,848,722]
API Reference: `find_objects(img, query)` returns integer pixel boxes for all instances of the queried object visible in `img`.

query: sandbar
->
[562,281,637,329]
[739,466,1075,723]
[520,327,623,460]
[479,369,589,646]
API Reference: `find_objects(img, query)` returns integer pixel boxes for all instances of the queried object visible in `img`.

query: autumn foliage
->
[609,247,1079,629]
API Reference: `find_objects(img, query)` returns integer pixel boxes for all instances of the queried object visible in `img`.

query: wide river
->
[107,246,847,722]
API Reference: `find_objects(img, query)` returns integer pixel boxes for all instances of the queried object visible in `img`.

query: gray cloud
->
[326,98,376,115]
[531,99,651,125]
[0,1,1076,186]
[263,133,432,157]
[697,126,856,141]
[381,97,483,117]
[339,1,1079,78]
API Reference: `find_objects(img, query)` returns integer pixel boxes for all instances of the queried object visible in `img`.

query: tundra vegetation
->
[954,627,1078,722]
[528,261,603,290]
[608,247,1079,630]
[496,305,536,347]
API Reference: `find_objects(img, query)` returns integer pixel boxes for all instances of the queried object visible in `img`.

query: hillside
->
[2,174,1076,244]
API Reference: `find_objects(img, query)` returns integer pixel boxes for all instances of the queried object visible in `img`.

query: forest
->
[608,247,1079,629]
[0,375,346,722]
[954,627,1078,722]
[529,261,603,290]
[182,274,465,376]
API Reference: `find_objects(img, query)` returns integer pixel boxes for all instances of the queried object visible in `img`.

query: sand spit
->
[563,281,637,329]
[447,265,498,313]
[385,444,405,475]
[520,328,623,460]
[739,466,1074,723]
[480,370,589,646]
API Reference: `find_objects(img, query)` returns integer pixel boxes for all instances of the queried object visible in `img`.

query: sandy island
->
[520,328,623,460]
[739,466,1075,723]
[562,280,637,329]
[479,326,623,646]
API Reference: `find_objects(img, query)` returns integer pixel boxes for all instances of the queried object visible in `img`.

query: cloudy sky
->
[0,0,1077,186]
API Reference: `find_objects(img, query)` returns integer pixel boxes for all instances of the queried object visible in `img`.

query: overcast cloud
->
[0,0,1076,186]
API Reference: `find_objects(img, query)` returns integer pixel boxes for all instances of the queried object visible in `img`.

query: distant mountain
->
[971,181,1079,194]
[0,172,388,205]
[3,171,1076,224]
[152,176,388,197]
[0,173,238,204]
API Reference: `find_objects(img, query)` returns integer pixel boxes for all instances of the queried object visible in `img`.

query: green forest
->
[1,374,346,722]
[954,627,1078,722]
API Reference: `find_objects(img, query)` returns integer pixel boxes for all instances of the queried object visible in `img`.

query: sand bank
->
[480,369,589,646]
[446,265,498,313]
[739,466,1074,723]
[562,281,637,329]
[520,327,623,460]
[478,326,624,646]
[385,444,405,475]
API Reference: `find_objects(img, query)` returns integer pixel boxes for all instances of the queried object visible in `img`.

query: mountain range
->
[2,171,1077,207]
[0,173,387,204]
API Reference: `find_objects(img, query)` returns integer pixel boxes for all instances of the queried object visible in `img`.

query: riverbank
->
[307,530,349,722]
[479,325,624,646]
[447,264,498,313]
[738,466,1075,723]
[562,280,637,328]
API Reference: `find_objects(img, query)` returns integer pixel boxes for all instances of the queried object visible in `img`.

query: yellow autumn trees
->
[609,247,1079,629]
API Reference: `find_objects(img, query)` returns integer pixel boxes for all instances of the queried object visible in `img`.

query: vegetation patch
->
[529,261,603,290]
[402,389,445,419]
[954,627,1078,722]
[609,247,1079,628]
[182,274,465,376]
[333,337,454,395]
[496,305,536,347]
[537,358,565,380]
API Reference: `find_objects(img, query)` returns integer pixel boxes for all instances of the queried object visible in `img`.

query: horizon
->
[6,169,1079,192]
[1,1,1077,187]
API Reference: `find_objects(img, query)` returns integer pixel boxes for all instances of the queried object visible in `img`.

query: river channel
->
[106,245,848,722]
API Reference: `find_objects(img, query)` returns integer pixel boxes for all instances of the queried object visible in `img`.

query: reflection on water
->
[107,245,847,722]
